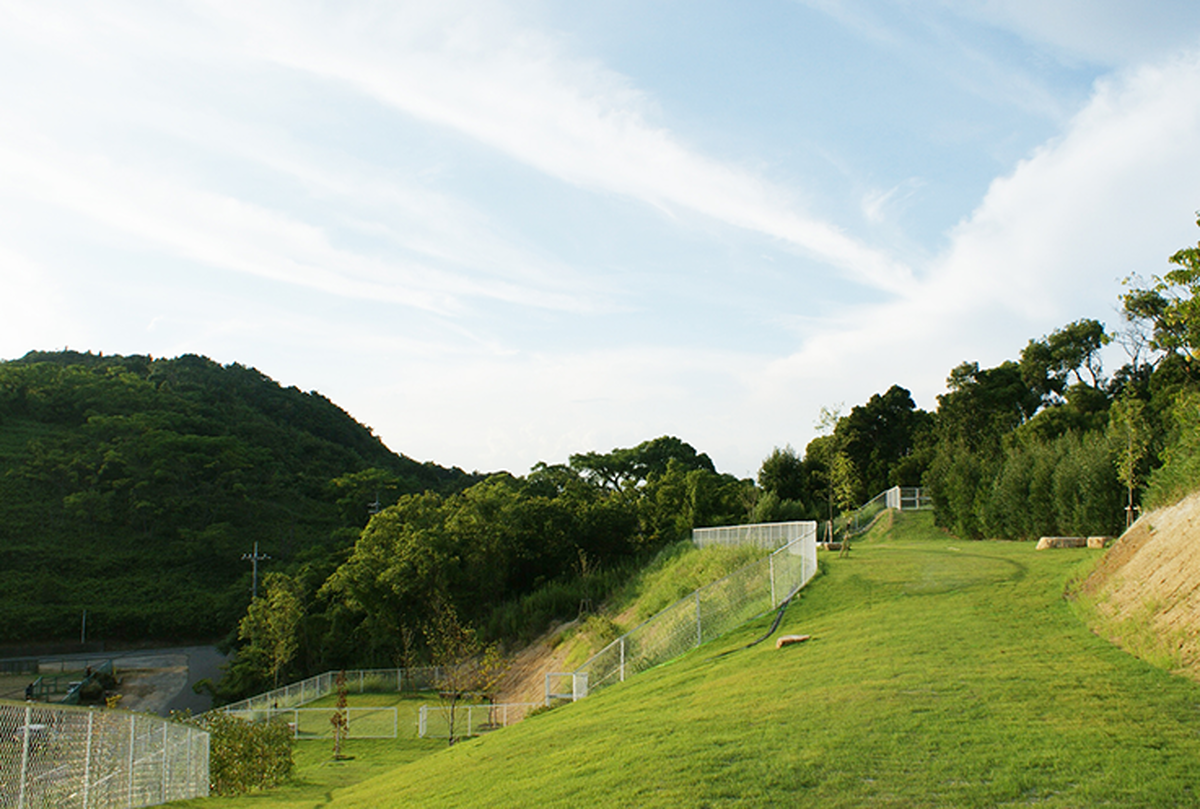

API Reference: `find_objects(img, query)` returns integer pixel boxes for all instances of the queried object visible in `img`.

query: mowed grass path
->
[184,512,1200,807]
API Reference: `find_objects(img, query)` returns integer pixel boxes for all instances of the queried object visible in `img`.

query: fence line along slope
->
[299,510,1200,808]
[562,520,816,701]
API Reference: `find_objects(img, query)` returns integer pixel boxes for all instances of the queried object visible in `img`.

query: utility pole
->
[242,542,271,599]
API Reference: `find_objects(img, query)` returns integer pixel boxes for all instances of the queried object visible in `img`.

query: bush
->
[175,712,294,795]
[1144,392,1200,510]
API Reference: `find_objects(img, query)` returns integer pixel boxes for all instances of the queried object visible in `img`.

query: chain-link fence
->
[417,703,543,740]
[567,523,818,698]
[833,486,932,540]
[215,667,442,721]
[261,707,399,739]
[0,701,209,809]
[693,520,814,550]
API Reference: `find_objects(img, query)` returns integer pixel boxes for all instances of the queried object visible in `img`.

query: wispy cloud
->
[943,0,1200,65]
[197,0,911,293]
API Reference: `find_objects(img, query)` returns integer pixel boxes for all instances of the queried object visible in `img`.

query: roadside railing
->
[0,701,209,809]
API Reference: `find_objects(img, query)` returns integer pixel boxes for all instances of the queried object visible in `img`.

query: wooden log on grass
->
[1035,536,1088,550]
[776,635,810,649]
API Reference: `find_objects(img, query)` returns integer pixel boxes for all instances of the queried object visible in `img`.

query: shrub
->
[175,711,294,795]
[1144,392,1200,510]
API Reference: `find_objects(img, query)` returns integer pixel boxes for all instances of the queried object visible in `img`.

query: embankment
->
[1079,489,1200,678]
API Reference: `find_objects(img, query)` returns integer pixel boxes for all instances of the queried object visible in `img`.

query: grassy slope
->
[181,512,1200,807]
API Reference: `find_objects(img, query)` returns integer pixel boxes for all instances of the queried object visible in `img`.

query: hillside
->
[179,511,1200,808]
[0,351,479,645]
[1078,489,1200,679]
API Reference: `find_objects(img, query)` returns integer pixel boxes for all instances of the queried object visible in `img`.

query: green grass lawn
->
[175,512,1200,807]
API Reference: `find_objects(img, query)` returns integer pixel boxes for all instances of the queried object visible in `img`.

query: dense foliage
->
[758,215,1200,541]
[218,437,757,697]
[175,711,294,795]
[0,351,477,643]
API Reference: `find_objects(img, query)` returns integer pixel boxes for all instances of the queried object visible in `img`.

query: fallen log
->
[775,634,811,649]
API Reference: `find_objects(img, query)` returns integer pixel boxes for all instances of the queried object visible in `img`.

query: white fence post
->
[18,704,30,809]
[127,713,136,809]
[620,637,626,682]
[770,553,777,608]
[695,591,702,647]
[84,710,94,808]
[161,722,169,804]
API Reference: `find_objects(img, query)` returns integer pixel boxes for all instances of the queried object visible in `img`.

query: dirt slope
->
[494,622,577,705]
[1081,489,1200,679]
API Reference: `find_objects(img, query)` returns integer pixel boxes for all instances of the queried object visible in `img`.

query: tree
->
[569,436,714,493]
[835,385,932,499]
[330,671,349,759]
[1020,319,1110,412]
[1120,213,1200,366]
[936,361,1040,454]
[1109,392,1150,529]
[757,445,808,503]
[425,597,485,746]
[237,573,304,688]
[814,404,843,541]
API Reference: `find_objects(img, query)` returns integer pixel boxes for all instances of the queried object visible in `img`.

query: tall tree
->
[757,445,809,503]
[1109,392,1150,529]
[835,385,932,500]
[1121,213,1200,368]
[237,572,304,689]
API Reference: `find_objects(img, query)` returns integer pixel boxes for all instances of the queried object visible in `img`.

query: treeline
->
[221,436,757,697]
[754,216,1200,541]
[0,351,479,643]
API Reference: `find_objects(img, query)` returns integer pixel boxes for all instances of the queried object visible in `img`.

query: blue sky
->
[3,1,1200,478]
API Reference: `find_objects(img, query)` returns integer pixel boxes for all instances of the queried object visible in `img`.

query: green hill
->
[183,510,1200,807]
[0,350,479,645]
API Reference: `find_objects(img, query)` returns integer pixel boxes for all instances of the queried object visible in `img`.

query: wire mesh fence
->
[692,520,814,550]
[417,703,543,740]
[0,701,209,809]
[214,667,443,721]
[834,486,932,540]
[261,707,399,739]
[569,522,818,698]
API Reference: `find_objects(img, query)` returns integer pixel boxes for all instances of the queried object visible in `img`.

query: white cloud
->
[751,48,1200,461]
[0,125,602,316]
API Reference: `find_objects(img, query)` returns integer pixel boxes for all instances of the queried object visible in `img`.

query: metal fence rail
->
[214,667,442,720]
[0,702,209,809]
[568,523,818,699]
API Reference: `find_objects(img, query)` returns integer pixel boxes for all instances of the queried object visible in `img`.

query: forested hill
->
[0,350,481,644]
